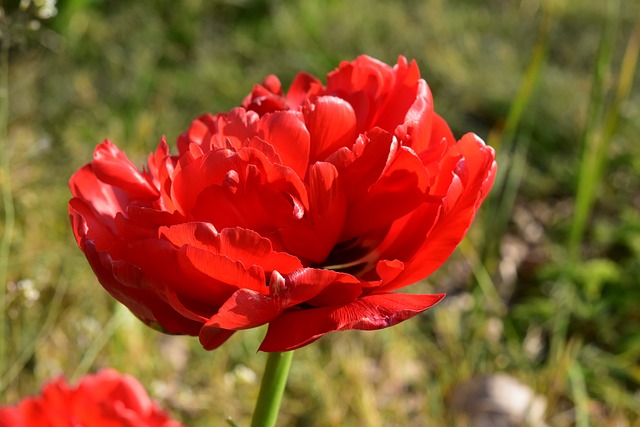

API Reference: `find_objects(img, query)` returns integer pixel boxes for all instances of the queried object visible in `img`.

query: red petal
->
[203,289,279,330]
[372,58,424,132]
[242,76,288,116]
[160,223,302,274]
[283,268,361,301]
[120,238,240,318]
[91,140,160,199]
[184,146,310,235]
[457,133,498,209]
[378,134,496,291]
[147,138,179,213]
[304,96,358,162]
[177,245,268,298]
[342,144,430,240]
[75,370,152,415]
[69,164,126,219]
[336,129,396,202]
[417,116,465,200]
[246,136,282,166]
[185,149,310,235]
[216,227,302,273]
[185,115,213,147]
[326,55,395,132]
[368,201,441,277]
[259,293,445,351]
[19,379,73,420]
[199,327,236,351]
[68,198,117,251]
[83,241,203,335]
[287,268,361,307]
[259,111,310,178]
[0,407,21,425]
[276,161,346,264]
[234,146,309,209]
[215,108,261,151]
[146,136,170,183]
[170,148,238,215]
[113,241,211,323]
[375,259,405,284]
[285,72,324,109]
[125,205,185,229]
[261,74,282,94]
[203,267,360,331]
[396,80,436,153]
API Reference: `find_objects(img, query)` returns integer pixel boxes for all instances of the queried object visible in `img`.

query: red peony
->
[69,55,496,352]
[0,369,183,427]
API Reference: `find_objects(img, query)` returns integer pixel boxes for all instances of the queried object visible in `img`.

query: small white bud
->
[268,270,286,295]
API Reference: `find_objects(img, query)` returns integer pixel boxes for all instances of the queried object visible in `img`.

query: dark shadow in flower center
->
[316,236,378,277]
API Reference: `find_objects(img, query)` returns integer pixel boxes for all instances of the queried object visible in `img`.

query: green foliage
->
[2,0,640,425]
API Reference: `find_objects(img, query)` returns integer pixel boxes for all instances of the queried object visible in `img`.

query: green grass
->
[2,0,640,425]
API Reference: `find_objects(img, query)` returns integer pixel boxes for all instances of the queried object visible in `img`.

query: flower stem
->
[250,351,294,427]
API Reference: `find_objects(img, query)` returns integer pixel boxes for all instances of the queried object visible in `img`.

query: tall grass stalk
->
[458,240,505,315]
[0,16,15,377]
[71,305,128,382]
[0,267,68,394]
[568,362,590,427]
[481,9,553,265]
[487,10,553,152]
[550,0,621,373]
[567,0,623,261]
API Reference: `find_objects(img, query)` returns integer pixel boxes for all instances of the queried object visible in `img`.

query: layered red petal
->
[376,133,496,291]
[199,268,361,348]
[259,292,445,351]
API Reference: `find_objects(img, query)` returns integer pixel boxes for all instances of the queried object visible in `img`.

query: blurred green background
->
[1,0,640,425]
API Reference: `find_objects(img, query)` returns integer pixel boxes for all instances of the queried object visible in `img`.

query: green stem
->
[250,351,294,427]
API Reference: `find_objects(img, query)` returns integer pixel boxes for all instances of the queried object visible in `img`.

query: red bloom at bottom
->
[0,369,183,427]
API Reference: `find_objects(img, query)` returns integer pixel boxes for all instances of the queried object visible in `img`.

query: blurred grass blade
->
[0,268,68,394]
[0,15,14,374]
[567,0,637,261]
[480,135,530,268]
[481,9,553,265]
[459,239,506,316]
[71,305,128,382]
[487,9,553,152]
[568,362,591,427]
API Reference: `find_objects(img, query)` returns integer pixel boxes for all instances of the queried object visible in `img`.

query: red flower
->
[69,55,496,352]
[0,369,183,427]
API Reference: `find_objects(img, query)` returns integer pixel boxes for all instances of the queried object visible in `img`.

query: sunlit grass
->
[1,0,640,425]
